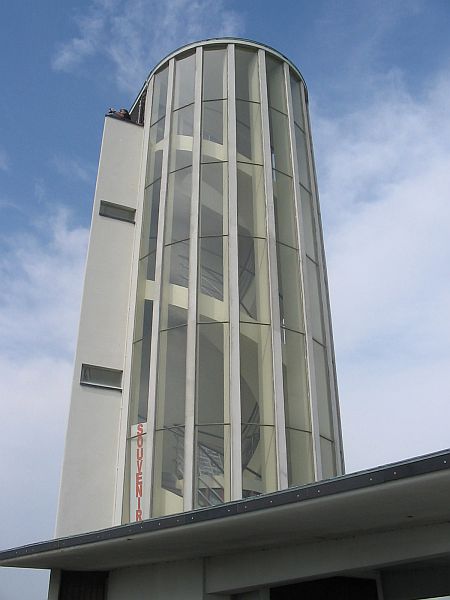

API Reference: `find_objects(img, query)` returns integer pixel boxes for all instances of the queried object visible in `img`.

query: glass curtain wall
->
[123,41,341,523]
[289,73,337,480]
[236,48,277,498]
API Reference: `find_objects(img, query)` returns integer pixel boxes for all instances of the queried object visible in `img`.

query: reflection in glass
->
[241,425,277,497]
[199,237,225,301]
[151,67,168,124]
[196,324,229,424]
[286,428,314,486]
[306,257,324,343]
[235,48,260,102]
[170,105,194,172]
[273,171,297,248]
[203,48,227,101]
[202,100,227,163]
[140,181,161,279]
[282,329,310,431]
[277,244,304,332]
[152,427,185,516]
[266,55,287,114]
[156,327,187,428]
[290,73,304,129]
[173,53,196,110]
[160,241,189,329]
[129,303,152,425]
[269,109,292,175]
[198,237,228,324]
[195,425,230,508]
[320,436,336,479]
[295,125,311,190]
[165,167,192,244]
[313,341,334,441]
[236,100,263,164]
[300,186,317,260]
[237,163,266,238]
[200,162,227,237]
[240,323,274,426]
[146,118,165,185]
[238,237,270,323]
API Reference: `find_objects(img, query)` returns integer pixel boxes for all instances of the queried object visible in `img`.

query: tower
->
[56,39,344,537]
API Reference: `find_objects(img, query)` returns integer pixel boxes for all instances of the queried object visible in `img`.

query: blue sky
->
[1,1,450,597]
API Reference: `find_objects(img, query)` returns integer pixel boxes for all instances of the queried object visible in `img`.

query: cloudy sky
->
[1,0,450,597]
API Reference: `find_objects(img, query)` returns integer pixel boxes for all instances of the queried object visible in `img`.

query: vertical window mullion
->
[259,49,287,490]
[183,47,203,511]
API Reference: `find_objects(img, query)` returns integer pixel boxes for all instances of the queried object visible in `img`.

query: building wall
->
[56,117,144,536]
[55,38,343,537]
[122,40,344,524]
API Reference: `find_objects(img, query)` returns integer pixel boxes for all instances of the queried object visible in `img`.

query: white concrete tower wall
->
[56,39,344,537]
[56,118,144,536]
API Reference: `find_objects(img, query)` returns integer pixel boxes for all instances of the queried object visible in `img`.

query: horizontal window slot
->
[99,201,135,223]
[80,364,123,390]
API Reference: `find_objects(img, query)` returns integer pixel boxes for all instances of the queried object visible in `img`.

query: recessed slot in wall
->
[99,201,135,223]
[80,364,123,390]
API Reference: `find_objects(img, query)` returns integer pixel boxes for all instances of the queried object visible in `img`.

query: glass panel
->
[195,425,230,508]
[134,260,147,341]
[203,48,227,100]
[198,237,228,324]
[266,55,287,114]
[269,109,292,176]
[156,327,187,428]
[242,425,277,497]
[240,323,274,426]
[200,162,228,237]
[152,427,185,516]
[146,118,165,185]
[300,186,317,260]
[151,67,169,124]
[197,324,229,424]
[286,428,314,486]
[273,171,297,248]
[173,53,196,110]
[320,436,337,479]
[235,47,260,102]
[277,244,304,332]
[313,341,334,440]
[99,201,135,223]
[165,167,192,244]
[140,181,161,273]
[160,241,189,329]
[238,237,270,324]
[290,72,304,129]
[295,124,311,190]
[80,364,122,388]
[282,330,310,431]
[306,257,324,343]
[129,311,152,425]
[236,100,263,164]
[199,236,225,301]
[201,100,227,163]
[122,438,131,523]
[170,105,194,172]
[237,163,266,238]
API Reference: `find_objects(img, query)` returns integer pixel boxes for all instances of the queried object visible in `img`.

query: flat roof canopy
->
[1,450,450,572]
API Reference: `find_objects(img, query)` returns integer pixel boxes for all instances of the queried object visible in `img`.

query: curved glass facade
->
[124,40,343,522]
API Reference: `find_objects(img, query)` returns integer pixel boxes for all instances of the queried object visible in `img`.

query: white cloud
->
[0,209,88,361]
[52,0,244,92]
[0,209,88,597]
[51,155,96,184]
[312,70,450,472]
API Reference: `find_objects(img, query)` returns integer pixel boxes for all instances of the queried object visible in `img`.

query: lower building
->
[1,450,450,599]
